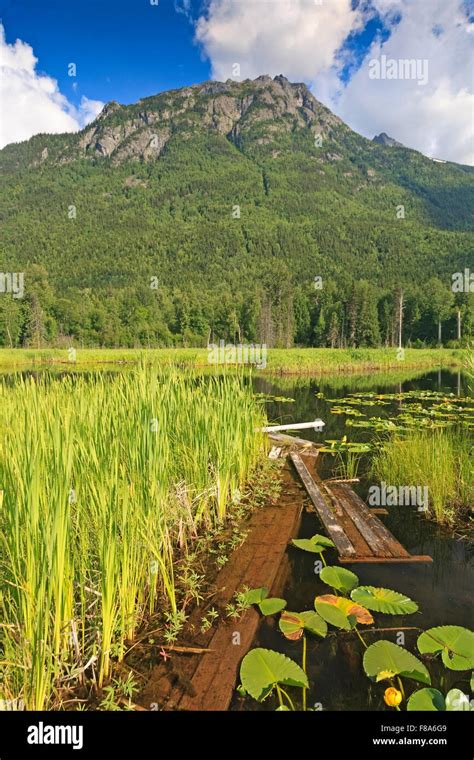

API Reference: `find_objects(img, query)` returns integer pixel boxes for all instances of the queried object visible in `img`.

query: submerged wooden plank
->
[268,432,322,453]
[290,452,356,558]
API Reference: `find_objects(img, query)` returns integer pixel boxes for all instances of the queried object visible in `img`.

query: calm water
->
[232,369,474,711]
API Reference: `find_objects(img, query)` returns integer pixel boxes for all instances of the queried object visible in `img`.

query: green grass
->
[465,347,474,393]
[0,347,465,374]
[371,428,473,524]
[0,365,266,708]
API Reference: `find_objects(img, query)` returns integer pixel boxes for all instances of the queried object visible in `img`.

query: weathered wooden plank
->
[334,511,374,557]
[290,452,356,557]
[161,465,304,711]
[334,482,410,558]
[329,484,392,558]
[268,432,322,452]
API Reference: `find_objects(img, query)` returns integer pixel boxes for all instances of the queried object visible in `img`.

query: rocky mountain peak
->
[373,132,404,148]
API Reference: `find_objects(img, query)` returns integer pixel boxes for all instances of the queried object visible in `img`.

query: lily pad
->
[258,597,287,616]
[350,586,418,615]
[363,641,431,685]
[407,688,445,711]
[279,612,305,640]
[300,610,328,638]
[445,689,473,711]
[240,648,308,701]
[315,594,373,630]
[279,610,327,639]
[417,626,474,671]
[292,534,335,554]
[320,566,359,594]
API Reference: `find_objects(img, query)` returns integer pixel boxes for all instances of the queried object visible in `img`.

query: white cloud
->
[195,0,362,83]
[195,0,474,165]
[332,0,474,165]
[0,24,103,149]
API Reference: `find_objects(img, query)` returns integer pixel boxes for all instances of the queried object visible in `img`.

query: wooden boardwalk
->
[290,452,432,564]
[137,461,306,711]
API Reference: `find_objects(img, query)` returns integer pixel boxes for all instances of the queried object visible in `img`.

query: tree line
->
[1,264,472,349]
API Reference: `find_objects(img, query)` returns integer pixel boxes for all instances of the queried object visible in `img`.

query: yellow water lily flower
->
[384,687,403,707]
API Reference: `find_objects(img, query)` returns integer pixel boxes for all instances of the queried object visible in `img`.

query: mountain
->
[0,75,473,349]
[372,132,404,149]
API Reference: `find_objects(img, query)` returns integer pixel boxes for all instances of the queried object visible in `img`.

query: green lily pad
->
[258,597,287,616]
[292,534,335,554]
[363,641,431,685]
[300,611,327,637]
[320,566,359,594]
[350,586,418,615]
[407,688,445,711]
[240,648,308,701]
[417,626,474,671]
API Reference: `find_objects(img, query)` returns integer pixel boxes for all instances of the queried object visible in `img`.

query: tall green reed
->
[0,366,266,707]
[371,427,473,524]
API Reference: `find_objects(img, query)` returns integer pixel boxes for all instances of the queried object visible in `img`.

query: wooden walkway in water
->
[137,460,306,711]
[290,452,432,564]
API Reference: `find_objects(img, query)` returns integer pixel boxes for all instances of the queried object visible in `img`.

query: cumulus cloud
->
[0,24,103,149]
[195,0,362,83]
[195,0,474,165]
[333,0,474,165]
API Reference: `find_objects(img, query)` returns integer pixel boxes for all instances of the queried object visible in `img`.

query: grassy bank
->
[0,366,266,709]
[0,347,465,374]
[372,428,473,525]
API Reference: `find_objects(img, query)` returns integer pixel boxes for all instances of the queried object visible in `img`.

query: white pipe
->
[260,419,325,433]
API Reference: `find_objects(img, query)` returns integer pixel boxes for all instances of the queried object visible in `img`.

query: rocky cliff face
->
[373,132,404,148]
[3,75,350,169]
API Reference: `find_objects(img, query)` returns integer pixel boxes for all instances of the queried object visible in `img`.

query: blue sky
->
[1,0,473,164]
[0,0,392,106]
[1,0,211,106]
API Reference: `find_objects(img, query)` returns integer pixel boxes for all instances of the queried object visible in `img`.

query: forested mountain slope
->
[1,75,473,348]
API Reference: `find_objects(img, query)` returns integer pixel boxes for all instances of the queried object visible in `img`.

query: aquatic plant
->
[371,428,473,524]
[407,688,473,711]
[237,550,473,712]
[0,366,266,708]
[239,648,308,709]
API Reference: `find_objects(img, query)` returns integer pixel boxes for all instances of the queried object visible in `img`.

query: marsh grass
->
[465,347,474,393]
[0,365,266,708]
[0,347,465,374]
[371,428,473,524]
